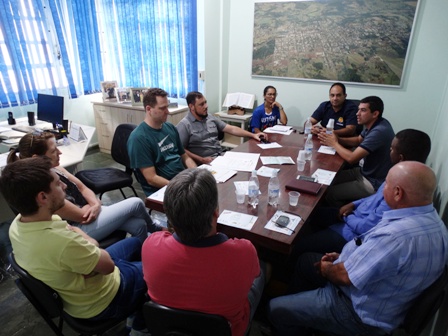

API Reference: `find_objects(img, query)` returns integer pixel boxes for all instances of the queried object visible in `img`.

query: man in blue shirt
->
[318,96,395,207]
[291,129,431,260]
[270,161,448,336]
[310,82,358,137]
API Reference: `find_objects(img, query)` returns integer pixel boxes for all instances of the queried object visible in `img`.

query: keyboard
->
[12,125,35,133]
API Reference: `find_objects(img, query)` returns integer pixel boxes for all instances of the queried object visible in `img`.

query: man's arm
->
[140,166,170,189]
[66,224,99,246]
[185,149,214,165]
[318,133,366,164]
[93,249,115,275]
[333,125,356,137]
[316,253,352,286]
[223,124,267,141]
[181,153,197,169]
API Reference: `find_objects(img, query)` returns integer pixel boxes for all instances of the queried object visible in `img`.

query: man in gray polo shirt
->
[176,91,266,165]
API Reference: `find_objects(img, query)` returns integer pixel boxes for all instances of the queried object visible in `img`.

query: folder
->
[285,178,322,195]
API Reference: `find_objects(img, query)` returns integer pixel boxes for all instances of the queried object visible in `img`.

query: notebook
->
[285,178,322,195]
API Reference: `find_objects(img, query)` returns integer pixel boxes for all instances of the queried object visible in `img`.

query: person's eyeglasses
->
[266,93,277,97]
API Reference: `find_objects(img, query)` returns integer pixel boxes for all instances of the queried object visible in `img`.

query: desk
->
[0,119,96,222]
[145,130,345,254]
[214,111,252,148]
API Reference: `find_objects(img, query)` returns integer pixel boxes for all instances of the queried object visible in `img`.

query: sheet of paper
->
[218,210,258,231]
[257,142,282,149]
[260,156,294,165]
[0,126,11,133]
[264,210,301,236]
[312,168,337,185]
[256,166,280,177]
[264,125,294,135]
[211,151,260,172]
[147,185,167,202]
[198,164,237,183]
[318,145,336,155]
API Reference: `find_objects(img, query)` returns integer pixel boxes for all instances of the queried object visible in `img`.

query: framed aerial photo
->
[130,87,149,106]
[252,0,420,87]
[100,80,118,102]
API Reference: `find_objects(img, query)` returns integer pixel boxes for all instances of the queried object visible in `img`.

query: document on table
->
[211,151,260,172]
[218,210,258,231]
[264,125,294,135]
[260,156,294,165]
[256,166,280,177]
[147,185,167,202]
[311,168,337,185]
[318,145,336,155]
[257,142,282,149]
[0,126,11,133]
[198,164,237,183]
[265,210,301,236]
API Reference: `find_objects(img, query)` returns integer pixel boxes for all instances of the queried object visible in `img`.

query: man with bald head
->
[270,161,448,336]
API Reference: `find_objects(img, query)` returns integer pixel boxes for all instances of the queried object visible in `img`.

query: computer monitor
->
[37,93,64,129]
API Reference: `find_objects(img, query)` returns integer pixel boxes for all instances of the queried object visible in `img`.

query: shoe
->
[129,328,150,336]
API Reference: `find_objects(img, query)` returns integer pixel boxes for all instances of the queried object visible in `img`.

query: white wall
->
[201,0,448,138]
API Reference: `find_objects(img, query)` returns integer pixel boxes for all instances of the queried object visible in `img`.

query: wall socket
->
[198,70,206,81]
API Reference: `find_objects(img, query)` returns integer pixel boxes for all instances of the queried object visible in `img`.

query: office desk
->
[0,119,96,221]
[145,131,345,254]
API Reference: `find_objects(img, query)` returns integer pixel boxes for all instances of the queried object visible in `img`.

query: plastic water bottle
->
[326,118,334,134]
[268,170,280,206]
[304,117,312,135]
[248,170,259,208]
[304,134,313,160]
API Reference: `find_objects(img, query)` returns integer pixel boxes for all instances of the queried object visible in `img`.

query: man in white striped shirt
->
[270,161,448,336]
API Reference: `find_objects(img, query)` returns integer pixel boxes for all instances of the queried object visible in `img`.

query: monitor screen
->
[37,94,64,129]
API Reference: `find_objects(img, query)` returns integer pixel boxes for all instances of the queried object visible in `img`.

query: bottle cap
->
[327,118,334,129]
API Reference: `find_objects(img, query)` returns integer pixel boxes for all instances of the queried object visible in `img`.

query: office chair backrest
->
[111,123,137,174]
[8,253,62,318]
[143,301,232,336]
[400,265,448,336]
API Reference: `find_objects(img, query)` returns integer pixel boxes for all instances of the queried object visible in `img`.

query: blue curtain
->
[97,0,198,98]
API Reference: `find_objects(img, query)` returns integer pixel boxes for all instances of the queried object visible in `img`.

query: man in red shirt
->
[142,168,265,336]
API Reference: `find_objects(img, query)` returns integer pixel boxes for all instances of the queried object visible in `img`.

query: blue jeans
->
[89,237,147,330]
[269,283,386,336]
[75,197,156,243]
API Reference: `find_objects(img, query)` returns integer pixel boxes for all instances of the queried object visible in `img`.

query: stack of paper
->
[198,164,237,183]
[260,156,294,165]
[211,151,260,172]
[264,125,294,135]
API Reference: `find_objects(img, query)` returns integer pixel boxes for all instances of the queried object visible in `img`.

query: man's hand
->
[311,125,322,135]
[318,132,339,147]
[253,132,268,142]
[339,203,355,219]
[321,252,340,263]
[201,156,214,164]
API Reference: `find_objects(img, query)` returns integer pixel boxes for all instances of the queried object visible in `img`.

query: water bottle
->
[268,170,280,206]
[304,134,313,160]
[304,117,312,135]
[248,170,259,208]
[326,118,334,134]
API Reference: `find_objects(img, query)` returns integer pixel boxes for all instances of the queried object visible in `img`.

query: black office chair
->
[75,123,138,200]
[8,253,123,336]
[143,300,232,336]
[393,265,448,336]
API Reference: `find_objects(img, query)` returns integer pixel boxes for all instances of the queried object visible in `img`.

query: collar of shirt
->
[173,232,228,247]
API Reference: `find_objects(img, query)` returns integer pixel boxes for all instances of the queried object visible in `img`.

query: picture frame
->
[252,0,420,87]
[116,87,131,103]
[130,87,149,106]
[100,81,118,102]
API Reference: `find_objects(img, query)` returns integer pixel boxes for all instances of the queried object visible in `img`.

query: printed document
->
[218,210,258,231]
[265,210,301,236]
[260,156,294,165]
[198,164,237,183]
[211,151,260,172]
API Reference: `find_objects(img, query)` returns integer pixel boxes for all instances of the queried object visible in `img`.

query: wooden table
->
[146,130,345,254]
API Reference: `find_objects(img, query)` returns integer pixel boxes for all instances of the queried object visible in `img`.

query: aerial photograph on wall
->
[252,0,419,86]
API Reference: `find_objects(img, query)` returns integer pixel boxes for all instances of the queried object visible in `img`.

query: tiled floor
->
[0,147,271,336]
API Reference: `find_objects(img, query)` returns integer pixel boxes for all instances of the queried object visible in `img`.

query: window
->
[0,0,197,109]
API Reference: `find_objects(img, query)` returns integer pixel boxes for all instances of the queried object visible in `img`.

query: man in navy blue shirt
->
[310,83,358,137]
[318,96,395,207]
